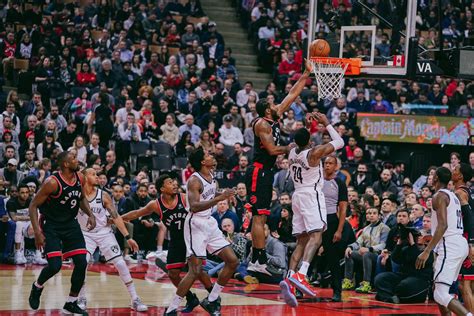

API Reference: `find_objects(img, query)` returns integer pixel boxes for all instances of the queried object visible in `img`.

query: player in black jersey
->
[245,60,312,275]
[453,163,474,312]
[122,174,213,313]
[28,151,96,315]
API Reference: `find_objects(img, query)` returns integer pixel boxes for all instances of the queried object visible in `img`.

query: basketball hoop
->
[309,57,362,100]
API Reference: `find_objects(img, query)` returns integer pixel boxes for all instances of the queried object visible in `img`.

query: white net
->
[310,59,349,100]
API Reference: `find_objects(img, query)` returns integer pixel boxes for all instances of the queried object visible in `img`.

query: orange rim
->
[310,57,362,76]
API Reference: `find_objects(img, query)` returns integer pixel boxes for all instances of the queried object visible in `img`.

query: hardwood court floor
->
[0,261,441,315]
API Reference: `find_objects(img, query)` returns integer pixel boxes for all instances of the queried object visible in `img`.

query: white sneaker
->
[124,255,138,264]
[32,255,48,265]
[247,261,272,276]
[145,251,160,260]
[131,297,148,312]
[14,252,27,265]
[77,297,87,310]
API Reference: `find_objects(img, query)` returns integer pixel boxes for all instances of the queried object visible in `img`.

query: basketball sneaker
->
[181,292,199,313]
[247,261,272,276]
[288,272,317,297]
[355,281,372,294]
[32,251,48,265]
[279,278,298,307]
[200,297,221,316]
[77,296,87,310]
[342,278,355,290]
[14,251,27,265]
[131,297,148,312]
[62,301,88,315]
[28,283,43,310]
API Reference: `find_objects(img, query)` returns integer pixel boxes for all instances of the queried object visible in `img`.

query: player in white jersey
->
[280,113,344,307]
[165,148,238,316]
[416,167,472,316]
[76,168,148,312]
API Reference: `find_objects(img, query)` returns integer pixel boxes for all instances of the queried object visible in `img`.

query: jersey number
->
[457,209,463,230]
[70,199,77,208]
[292,166,303,183]
[176,220,182,230]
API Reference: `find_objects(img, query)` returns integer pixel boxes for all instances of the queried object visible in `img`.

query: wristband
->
[125,235,131,240]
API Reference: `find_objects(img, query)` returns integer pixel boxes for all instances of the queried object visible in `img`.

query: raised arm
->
[308,113,344,165]
[28,177,58,249]
[255,120,291,156]
[103,191,139,252]
[121,200,158,222]
[187,176,234,213]
[276,59,313,117]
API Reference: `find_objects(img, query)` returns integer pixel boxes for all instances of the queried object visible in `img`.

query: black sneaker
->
[62,301,88,315]
[29,283,43,310]
[163,308,177,316]
[332,292,342,302]
[182,292,199,313]
[200,297,221,316]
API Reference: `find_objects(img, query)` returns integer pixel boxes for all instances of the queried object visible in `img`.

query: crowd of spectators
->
[0,0,473,306]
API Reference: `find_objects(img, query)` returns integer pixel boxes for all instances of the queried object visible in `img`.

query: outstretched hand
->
[304,58,314,74]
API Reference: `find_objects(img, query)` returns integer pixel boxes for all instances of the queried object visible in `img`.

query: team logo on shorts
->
[111,245,119,253]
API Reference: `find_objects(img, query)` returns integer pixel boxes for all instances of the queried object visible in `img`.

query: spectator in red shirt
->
[166,64,185,89]
[278,50,301,87]
[143,52,166,79]
[76,62,97,88]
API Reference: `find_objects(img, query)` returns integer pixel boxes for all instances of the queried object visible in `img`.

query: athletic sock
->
[208,283,224,302]
[251,248,259,263]
[258,249,267,264]
[66,296,78,303]
[287,270,295,279]
[166,295,183,312]
[467,313,473,316]
[126,282,138,301]
[298,261,310,276]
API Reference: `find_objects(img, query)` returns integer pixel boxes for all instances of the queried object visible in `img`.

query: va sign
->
[416,60,444,76]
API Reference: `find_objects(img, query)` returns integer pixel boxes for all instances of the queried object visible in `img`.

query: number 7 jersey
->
[288,148,323,190]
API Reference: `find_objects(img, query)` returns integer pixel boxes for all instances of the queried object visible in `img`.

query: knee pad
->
[434,283,453,307]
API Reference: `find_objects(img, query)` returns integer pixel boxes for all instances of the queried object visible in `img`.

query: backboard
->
[307,0,417,78]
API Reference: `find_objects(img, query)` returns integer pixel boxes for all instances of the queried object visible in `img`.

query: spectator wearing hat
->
[36,131,63,161]
[457,94,474,117]
[0,159,24,187]
[348,89,371,112]
[219,114,244,147]
[380,195,399,229]
[204,34,224,64]
[372,169,399,197]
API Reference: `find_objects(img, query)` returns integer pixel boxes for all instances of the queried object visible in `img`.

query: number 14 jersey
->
[288,148,323,191]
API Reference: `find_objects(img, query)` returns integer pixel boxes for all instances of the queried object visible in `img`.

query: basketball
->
[310,39,330,57]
